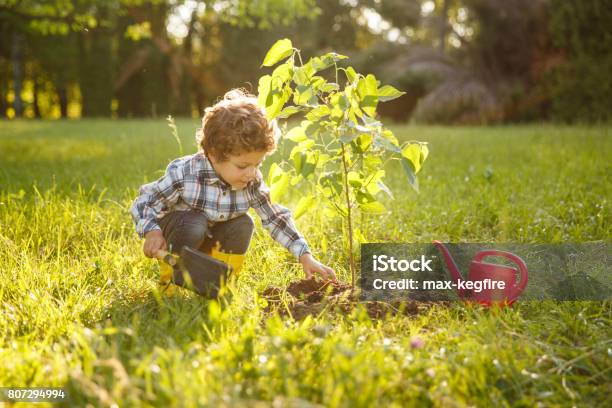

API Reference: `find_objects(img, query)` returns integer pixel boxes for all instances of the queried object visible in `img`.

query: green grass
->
[0,119,610,407]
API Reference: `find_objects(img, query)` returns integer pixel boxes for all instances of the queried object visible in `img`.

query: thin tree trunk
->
[57,86,68,118]
[1,61,8,118]
[439,0,450,53]
[11,31,23,117]
[33,78,41,118]
[174,8,198,115]
[78,7,113,117]
[195,88,205,116]
[341,142,356,288]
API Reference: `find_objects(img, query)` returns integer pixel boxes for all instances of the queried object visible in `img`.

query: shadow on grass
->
[54,281,246,406]
[88,283,240,361]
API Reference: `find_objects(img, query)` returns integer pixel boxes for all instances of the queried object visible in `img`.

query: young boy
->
[130,89,336,282]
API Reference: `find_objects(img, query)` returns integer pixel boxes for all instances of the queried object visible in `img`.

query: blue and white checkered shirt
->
[130,153,310,259]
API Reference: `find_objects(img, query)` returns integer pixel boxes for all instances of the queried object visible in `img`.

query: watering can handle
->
[473,250,528,301]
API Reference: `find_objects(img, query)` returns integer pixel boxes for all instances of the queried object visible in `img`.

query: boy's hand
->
[143,230,167,258]
[299,253,337,281]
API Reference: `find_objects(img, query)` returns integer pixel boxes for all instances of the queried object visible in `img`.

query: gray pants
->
[158,211,254,255]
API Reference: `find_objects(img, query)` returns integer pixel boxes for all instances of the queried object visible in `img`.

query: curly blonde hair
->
[196,88,279,161]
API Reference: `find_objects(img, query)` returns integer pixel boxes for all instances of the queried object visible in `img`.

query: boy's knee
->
[179,222,208,245]
[231,214,255,243]
[164,211,210,252]
[236,213,255,234]
[211,214,254,254]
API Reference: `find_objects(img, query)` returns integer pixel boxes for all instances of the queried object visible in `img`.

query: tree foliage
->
[0,0,317,117]
[0,0,609,122]
[548,0,612,122]
[258,39,429,285]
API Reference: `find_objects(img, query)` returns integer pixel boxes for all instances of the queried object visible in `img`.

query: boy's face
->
[209,150,267,190]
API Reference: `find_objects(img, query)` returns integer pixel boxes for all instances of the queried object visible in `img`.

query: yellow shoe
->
[210,247,246,279]
[158,256,178,296]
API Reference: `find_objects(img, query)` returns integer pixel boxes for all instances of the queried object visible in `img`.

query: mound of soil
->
[262,278,433,320]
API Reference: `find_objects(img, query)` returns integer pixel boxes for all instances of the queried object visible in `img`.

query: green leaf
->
[345,66,358,83]
[277,106,302,119]
[363,155,382,171]
[364,170,385,196]
[363,169,385,187]
[270,172,290,202]
[347,119,372,134]
[376,180,394,199]
[285,125,307,142]
[381,129,399,145]
[290,174,303,186]
[320,82,340,93]
[293,61,316,87]
[347,171,363,188]
[357,74,378,99]
[362,115,382,127]
[327,201,348,217]
[357,74,379,116]
[356,191,387,213]
[266,84,292,119]
[294,85,316,106]
[262,39,293,67]
[267,162,284,185]
[339,95,350,116]
[356,78,367,100]
[329,92,349,111]
[310,76,326,91]
[420,144,429,165]
[290,140,316,178]
[401,143,422,173]
[377,85,405,102]
[348,90,364,121]
[330,93,345,121]
[272,62,294,83]
[361,95,379,117]
[401,158,420,193]
[301,153,317,178]
[293,138,315,153]
[310,56,332,72]
[317,153,331,168]
[292,67,306,86]
[310,53,348,72]
[318,172,343,198]
[306,105,330,121]
[328,52,348,61]
[257,75,272,108]
[267,163,290,201]
[351,134,373,154]
[294,196,317,219]
[340,132,359,144]
[373,135,401,153]
[358,200,387,213]
[302,120,323,138]
[354,227,368,244]
[301,61,316,78]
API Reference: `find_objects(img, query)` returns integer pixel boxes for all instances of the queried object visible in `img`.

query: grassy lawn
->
[0,119,610,407]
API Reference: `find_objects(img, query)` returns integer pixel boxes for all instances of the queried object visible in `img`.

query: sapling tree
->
[258,39,428,288]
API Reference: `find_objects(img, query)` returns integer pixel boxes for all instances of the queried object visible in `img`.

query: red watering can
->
[432,241,528,306]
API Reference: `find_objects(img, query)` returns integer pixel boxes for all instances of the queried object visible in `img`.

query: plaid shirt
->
[130,153,310,259]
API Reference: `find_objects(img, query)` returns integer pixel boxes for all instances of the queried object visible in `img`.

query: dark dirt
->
[262,277,435,320]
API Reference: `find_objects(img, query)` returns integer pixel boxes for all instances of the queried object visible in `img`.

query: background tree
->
[548,0,612,122]
[0,0,609,123]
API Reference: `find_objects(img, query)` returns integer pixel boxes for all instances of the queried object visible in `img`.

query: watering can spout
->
[432,240,466,297]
